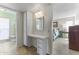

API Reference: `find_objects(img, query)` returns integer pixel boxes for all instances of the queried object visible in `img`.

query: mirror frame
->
[35,16,44,31]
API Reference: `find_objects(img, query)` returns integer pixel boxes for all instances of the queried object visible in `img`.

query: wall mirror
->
[35,16,44,31]
[35,11,44,31]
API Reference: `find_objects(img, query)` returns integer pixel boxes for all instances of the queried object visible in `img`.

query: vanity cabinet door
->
[37,39,48,55]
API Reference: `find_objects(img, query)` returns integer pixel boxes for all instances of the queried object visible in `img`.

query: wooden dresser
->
[69,25,79,51]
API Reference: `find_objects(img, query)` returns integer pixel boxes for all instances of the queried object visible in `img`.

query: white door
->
[0,18,9,40]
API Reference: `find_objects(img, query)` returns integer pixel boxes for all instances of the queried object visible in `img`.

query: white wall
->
[16,12,24,47]
[76,10,79,24]
[24,12,27,46]
[27,11,33,34]
[53,16,75,31]
[24,11,33,47]
[32,4,51,35]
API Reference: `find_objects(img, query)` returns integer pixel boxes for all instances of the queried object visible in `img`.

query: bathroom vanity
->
[28,34,48,55]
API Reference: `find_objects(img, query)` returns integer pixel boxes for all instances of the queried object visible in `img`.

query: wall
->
[27,11,33,34]
[76,11,79,25]
[32,4,51,36]
[16,12,24,47]
[53,16,75,30]
[24,11,33,47]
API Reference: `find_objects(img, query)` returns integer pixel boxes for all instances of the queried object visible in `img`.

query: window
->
[0,18,9,40]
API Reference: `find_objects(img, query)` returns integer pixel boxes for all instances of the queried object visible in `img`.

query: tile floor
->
[53,38,79,55]
[0,40,37,55]
[1,38,79,55]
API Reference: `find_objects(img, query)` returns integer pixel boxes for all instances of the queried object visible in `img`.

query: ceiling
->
[0,3,79,20]
[53,3,79,19]
[0,3,50,12]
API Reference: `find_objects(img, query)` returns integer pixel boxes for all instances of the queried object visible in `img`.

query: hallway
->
[53,38,79,55]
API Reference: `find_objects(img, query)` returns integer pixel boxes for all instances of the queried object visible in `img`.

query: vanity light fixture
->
[35,11,43,18]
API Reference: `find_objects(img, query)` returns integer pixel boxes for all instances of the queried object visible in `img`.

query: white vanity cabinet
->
[37,39,48,55]
[28,34,48,55]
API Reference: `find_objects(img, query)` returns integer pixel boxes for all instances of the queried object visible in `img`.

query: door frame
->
[0,6,17,46]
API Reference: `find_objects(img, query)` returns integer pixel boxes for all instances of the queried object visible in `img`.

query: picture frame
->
[53,22,58,27]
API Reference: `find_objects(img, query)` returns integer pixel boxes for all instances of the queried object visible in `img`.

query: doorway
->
[52,17,76,55]
[0,7,17,54]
